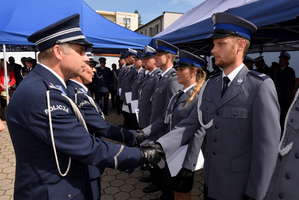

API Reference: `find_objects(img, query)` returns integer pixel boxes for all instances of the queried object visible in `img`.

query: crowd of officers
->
[94,48,296,136]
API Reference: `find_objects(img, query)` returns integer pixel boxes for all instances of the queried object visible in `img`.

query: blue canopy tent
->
[0,0,152,52]
[0,0,152,104]
[154,0,299,55]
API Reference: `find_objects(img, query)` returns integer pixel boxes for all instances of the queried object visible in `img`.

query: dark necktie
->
[221,76,230,97]
[169,90,184,112]
[158,75,162,80]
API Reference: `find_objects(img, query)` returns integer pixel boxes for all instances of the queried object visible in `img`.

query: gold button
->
[68,194,71,198]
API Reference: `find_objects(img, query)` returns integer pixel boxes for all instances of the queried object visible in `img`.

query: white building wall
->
[163,12,183,29]
[135,12,183,37]
[96,10,138,31]
[116,11,139,31]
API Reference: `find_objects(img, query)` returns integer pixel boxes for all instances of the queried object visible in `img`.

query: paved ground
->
[0,106,204,200]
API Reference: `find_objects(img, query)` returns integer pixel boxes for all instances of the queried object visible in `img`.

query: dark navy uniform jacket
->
[67,79,136,145]
[6,64,140,200]
[94,66,111,93]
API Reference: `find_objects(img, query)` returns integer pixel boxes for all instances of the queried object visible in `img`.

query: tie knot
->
[223,76,230,84]
[221,76,230,98]
[178,90,184,98]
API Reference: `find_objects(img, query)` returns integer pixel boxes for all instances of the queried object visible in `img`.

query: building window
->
[141,31,143,35]
[145,29,147,36]
[123,18,131,29]
[156,24,159,34]
[149,27,152,37]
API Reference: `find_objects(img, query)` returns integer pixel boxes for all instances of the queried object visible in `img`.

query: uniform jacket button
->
[214,125,219,129]
[213,138,218,142]
[68,194,71,198]
[233,112,237,116]
[295,152,299,159]
[213,151,217,155]
[285,173,290,179]
[216,111,220,115]
[290,118,294,123]
[278,192,283,199]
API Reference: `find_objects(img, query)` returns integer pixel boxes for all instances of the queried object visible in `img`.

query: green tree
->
[134,10,142,27]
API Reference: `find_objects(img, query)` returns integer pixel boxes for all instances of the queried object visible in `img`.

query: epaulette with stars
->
[248,70,269,80]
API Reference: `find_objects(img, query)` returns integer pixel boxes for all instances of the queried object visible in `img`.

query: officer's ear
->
[236,39,246,54]
[53,44,63,60]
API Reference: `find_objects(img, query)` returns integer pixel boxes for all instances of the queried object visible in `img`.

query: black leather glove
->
[138,143,165,168]
[135,129,147,146]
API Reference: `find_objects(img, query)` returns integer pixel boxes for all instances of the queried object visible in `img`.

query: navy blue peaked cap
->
[175,50,205,68]
[243,55,255,63]
[28,13,93,51]
[206,12,257,43]
[155,39,178,55]
[99,57,106,62]
[119,52,128,59]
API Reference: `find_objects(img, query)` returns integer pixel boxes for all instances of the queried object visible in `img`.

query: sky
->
[83,0,204,25]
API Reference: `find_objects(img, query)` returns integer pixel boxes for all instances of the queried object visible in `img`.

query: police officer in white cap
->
[6,13,164,200]
[149,12,280,200]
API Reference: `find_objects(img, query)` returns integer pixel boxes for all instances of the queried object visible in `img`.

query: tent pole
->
[2,44,9,106]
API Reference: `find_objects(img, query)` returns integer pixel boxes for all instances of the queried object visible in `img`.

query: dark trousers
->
[149,166,174,200]
[116,95,121,114]
[110,89,116,107]
[95,92,109,113]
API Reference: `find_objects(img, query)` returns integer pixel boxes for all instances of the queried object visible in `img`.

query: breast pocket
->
[200,99,216,123]
[223,106,248,134]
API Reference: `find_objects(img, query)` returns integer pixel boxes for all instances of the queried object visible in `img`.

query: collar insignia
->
[56,85,66,95]
[237,77,243,85]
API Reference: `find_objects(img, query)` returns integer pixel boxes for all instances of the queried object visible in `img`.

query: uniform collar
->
[138,68,143,73]
[148,68,158,75]
[68,79,88,93]
[183,83,196,93]
[161,66,173,77]
[39,62,67,88]
[222,64,244,86]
